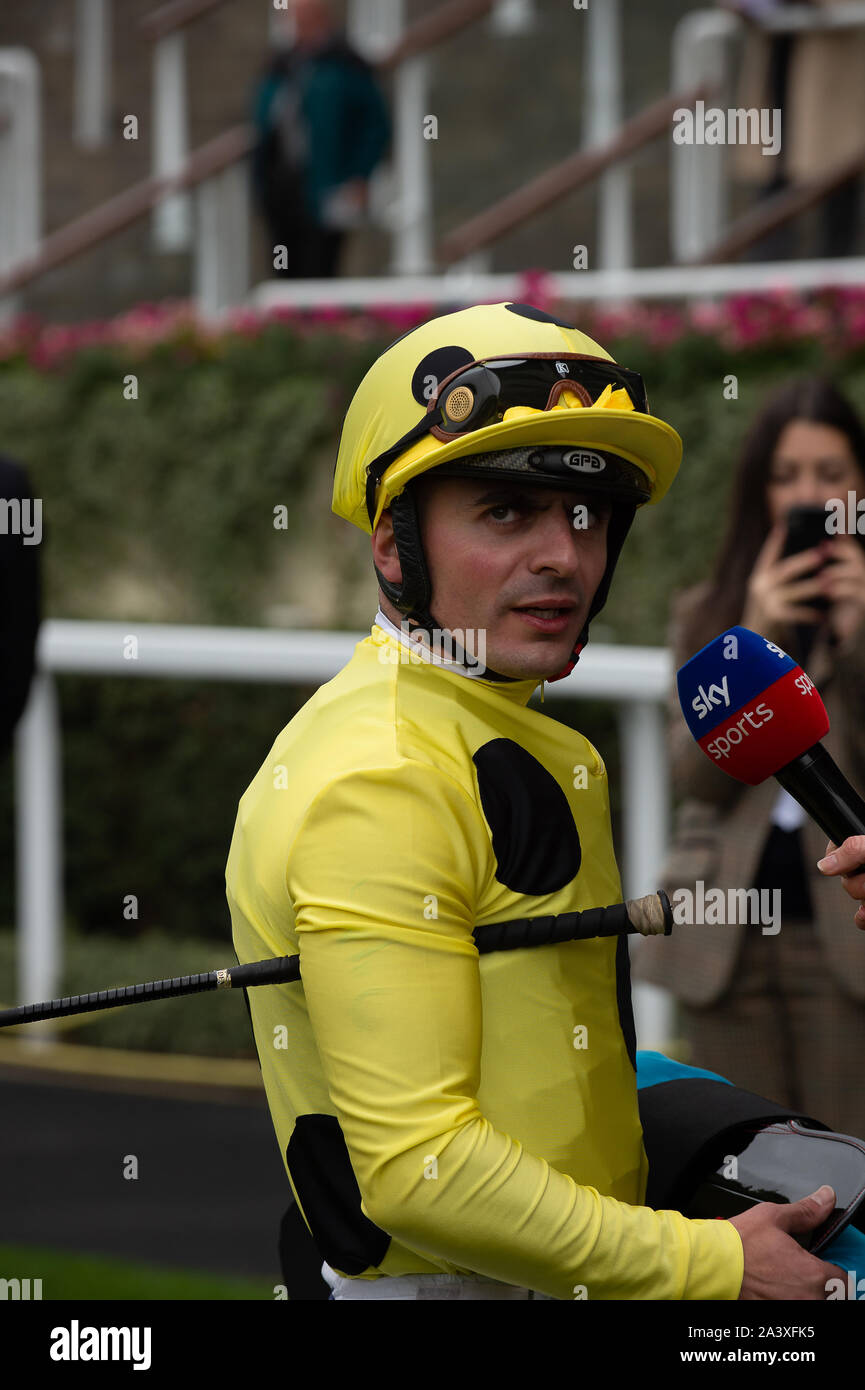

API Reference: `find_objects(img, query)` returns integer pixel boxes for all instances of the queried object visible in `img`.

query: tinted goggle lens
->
[436,357,648,433]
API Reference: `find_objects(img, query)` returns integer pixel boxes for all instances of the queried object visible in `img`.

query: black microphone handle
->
[773,742,865,876]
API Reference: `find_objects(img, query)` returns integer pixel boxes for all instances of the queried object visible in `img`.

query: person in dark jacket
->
[251,0,391,279]
[0,454,41,760]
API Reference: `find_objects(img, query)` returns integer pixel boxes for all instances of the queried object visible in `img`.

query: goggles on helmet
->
[364,353,650,525]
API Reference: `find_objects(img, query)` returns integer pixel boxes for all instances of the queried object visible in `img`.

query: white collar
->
[373,607,492,683]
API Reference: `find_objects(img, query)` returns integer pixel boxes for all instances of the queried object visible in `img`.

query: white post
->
[489,0,534,34]
[391,54,433,274]
[195,163,250,319]
[618,701,669,902]
[670,9,740,264]
[348,0,396,59]
[15,673,63,1044]
[75,0,111,148]
[362,0,432,276]
[152,31,192,251]
[618,700,674,1052]
[0,49,41,324]
[343,0,403,246]
[584,0,631,273]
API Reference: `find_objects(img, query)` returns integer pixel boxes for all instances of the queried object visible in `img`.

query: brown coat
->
[632,581,865,1005]
[732,0,865,185]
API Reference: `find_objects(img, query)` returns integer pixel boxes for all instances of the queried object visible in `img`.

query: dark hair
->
[679,376,865,660]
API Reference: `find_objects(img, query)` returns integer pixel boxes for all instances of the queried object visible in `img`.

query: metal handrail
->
[378,0,494,70]
[692,149,865,267]
[0,124,253,299]
[437,82,717,266]
[139,0,232,42]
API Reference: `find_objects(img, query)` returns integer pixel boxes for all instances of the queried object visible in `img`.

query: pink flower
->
[6,283,865,374]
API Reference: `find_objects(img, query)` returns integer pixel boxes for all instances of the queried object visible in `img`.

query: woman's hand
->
[817,535,865,649]
[817,835,865,930]
[741,521,827,643]
[339,178,368,210]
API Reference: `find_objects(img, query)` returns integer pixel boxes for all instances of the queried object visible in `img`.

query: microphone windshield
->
[676,626,830,785]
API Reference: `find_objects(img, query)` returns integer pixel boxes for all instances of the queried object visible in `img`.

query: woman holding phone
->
[634,377,865,1135]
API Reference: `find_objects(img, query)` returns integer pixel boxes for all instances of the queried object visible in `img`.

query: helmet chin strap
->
[374,487,637,684]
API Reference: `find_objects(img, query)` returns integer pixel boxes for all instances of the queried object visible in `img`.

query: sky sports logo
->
[690,677,731,719]
[692,672,816,763]
[679,624,829,786]
[705,702,774,762]
[691,671,815,723]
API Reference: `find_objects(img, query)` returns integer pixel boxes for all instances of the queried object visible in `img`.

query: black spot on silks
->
[615,934,637,1072]
[504,303,578,329]
[286,1114,391,1276]
[472,739,581,895]
[410,346,475,406]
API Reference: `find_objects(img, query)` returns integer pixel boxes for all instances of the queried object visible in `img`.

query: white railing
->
[13,621,675,1049]
[249,255,865,315]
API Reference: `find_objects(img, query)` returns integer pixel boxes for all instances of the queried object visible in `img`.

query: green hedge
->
[4,303,863,636]
[0,923,256,1056]
[2,305,865,970]
[0,322,381,626]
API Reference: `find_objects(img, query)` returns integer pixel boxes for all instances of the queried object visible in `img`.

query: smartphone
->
[780,504,834,613]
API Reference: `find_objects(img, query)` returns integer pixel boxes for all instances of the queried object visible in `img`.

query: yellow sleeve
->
[288,761,745,1301]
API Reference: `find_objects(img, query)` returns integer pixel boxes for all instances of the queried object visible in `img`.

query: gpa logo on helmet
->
[562,449,606,473]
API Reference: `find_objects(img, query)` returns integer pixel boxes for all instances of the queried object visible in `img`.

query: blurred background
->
[2,0,865,1300]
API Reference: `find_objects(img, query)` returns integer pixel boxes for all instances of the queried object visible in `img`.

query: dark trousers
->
[266,206,346,279]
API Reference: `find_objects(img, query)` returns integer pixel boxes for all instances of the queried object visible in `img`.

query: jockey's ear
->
[371,510,402,587]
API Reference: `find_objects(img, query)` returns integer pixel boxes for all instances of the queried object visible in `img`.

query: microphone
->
[676,626,865,875]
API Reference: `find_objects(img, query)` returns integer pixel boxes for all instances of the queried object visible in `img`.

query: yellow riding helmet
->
[332,301,682,534]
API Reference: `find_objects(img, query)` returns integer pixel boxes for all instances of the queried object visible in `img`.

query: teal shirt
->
[253,42,391,222]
